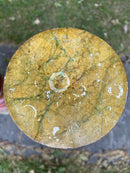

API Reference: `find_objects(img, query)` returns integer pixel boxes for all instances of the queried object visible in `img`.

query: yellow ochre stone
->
[4,28,128,148]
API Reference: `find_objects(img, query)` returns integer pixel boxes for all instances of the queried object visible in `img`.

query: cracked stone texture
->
[3,29,128,149]
[0,44,130,155]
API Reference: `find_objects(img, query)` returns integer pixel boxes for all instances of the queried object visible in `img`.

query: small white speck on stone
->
[56,102,59,107]
[27,71,30,74]
[73,93,80,97]
[74,123,80,128]
[56,139,59,142]
[53,127,60,136]
[46,91,50,94]
[113,65,116,68]
[79,101,81,104]
[90,53,93,58]
[66,129,71,136]
[81,92,86,96]
[34,80,37,85]
[72,57,76,61]
[108,87,112,94]
[97,79,100,82]
[96,73,98,76]
[81,84,86,91]
[34,80,39,89]
[107,106,112,111]
[46,90,51,100]
[98,63,101,66]
[113,120,116,125]
[38,118,41,121]
[49,136,51,139]
[10,88,15,91]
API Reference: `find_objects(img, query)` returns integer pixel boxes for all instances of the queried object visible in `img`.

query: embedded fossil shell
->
[3,28,128,148]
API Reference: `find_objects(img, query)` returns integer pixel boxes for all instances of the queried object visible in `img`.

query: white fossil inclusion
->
[116,85,123,98]
[34,80,39,89]
[10,88,15,91]
[108,85,123,99]
[23,105,37,118]
[49,71,70,93]
[72,84,86,97]
[108,87,112,94]
[53,127,60,136]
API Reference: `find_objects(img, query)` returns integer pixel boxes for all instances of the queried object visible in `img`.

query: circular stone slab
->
[4,28,128,148]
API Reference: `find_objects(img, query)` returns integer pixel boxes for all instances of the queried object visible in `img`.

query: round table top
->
[4,28,128,148]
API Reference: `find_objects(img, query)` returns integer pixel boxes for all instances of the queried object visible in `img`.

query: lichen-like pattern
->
[4,28,128,148]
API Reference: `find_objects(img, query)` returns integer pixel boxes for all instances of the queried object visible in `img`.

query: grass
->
[0,155,129,173]
[0,0,129,54]
[0,148,130,173]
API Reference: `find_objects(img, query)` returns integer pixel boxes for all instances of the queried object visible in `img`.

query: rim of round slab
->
[3,28,128,148]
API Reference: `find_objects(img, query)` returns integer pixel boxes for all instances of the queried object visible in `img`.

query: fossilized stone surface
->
[3,28,128,148]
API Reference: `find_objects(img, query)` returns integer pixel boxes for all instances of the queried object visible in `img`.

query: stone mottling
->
[3,28,128,148]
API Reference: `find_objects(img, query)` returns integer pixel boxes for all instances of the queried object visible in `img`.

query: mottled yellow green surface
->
[4,28,128,148]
